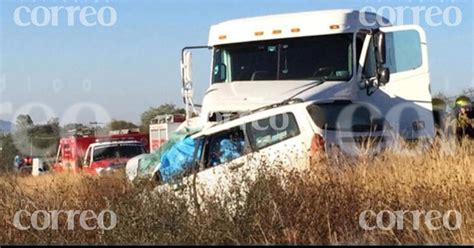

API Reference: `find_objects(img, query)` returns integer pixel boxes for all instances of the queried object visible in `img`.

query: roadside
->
[0,140,472,244]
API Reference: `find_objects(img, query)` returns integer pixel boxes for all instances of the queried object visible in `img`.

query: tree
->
[16,114,33,129]
[10,116,61,158]
[462,87,474,98]
[433,92,449,102]
[27,122,60,157]
[0,134,20,172]
[47,117,60,126]
[61,123,95,137]
[62,123,87,131]
[140,103,185,132]
[107,119,138,131]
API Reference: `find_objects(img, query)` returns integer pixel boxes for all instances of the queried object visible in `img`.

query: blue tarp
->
[136,127,201,180]
[159,136,199,182]
[134,126,248,183]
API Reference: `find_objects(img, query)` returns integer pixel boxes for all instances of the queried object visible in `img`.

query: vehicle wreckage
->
[126,9,435,203]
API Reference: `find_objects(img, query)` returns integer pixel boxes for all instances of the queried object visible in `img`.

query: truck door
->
[358,25,434,140]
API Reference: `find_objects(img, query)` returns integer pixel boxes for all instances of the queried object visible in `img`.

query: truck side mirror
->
[182,50,193,84]
[374,32,386,65]
[374,31,390,85]
[377,67,390,85]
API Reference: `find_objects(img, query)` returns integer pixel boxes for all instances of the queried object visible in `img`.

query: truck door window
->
[213,49,231,83]
[356,33,377,79]
[247,113,301,150]
[203,127,248,168]
[363,39,377,79]
[384,30,422,73]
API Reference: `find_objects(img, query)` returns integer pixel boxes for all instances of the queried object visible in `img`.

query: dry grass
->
[0,140,472,245]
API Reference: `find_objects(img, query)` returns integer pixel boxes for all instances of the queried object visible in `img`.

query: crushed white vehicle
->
[127,99,395,205]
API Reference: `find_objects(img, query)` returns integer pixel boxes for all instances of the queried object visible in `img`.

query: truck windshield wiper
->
[284,78,326,102]
[244,79,326,116]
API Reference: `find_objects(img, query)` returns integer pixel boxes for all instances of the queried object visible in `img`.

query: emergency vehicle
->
[81,139,147,175]
[149,114,185,152]
[53,129,149,174]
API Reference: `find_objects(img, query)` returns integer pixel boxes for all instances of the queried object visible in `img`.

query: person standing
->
[454,95,474,139]
[13,155,22,172]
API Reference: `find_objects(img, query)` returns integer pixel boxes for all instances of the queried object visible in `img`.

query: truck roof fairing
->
[208,9,391,46]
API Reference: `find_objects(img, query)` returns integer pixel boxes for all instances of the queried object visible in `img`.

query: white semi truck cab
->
[181,9,434,140]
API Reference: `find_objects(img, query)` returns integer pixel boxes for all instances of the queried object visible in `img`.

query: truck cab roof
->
[209,9,391,46]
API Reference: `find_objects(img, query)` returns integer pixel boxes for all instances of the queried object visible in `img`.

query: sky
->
[0,0,472,125]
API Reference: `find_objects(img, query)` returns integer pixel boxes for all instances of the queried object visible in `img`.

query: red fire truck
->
[149,114,185,152]
[53,129,149,175]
